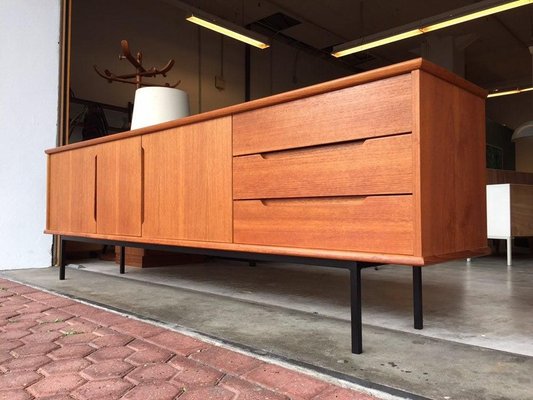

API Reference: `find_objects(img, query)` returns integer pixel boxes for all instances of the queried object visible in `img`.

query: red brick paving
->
[48,344,95,360]
[12,342,59,357]
[0,354,51,372]
[243,363,331,399]
[19,331,63,344]
[122,382,181,400]
[190,346,264,376]
[0,277,378,399]
[179,386,234,400]
[91,332,133,348]
[0,390,32,400]
[220,375,289,400]
[81,359,134,380]
[38,358,91,376]
[170,357,225,387]
[147,331,208,356]
[26,374,86,397]
[126,363,177,383]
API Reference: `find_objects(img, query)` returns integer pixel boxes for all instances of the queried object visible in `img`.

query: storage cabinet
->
[45,59,489,266]
[487,184,533,265]
[46,59,493,356]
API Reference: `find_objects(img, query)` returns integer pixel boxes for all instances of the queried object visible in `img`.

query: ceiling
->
[180,0,533,91]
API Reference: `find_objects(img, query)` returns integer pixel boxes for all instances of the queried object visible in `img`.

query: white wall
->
[0,0,60,269]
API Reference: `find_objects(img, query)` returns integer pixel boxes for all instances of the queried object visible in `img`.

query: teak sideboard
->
[45,58,489,353]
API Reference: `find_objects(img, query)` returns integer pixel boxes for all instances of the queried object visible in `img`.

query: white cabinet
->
[487,184,533,265]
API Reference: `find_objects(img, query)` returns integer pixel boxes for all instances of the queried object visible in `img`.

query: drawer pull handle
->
[259,196,368,207]
[94,155,98,222]
[258,139,367,160]
[141,147,145,224]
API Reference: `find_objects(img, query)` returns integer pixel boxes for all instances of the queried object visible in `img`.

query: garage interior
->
[5,0,533,399]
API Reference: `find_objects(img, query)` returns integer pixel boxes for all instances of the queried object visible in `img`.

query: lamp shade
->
[511,121,533,142]
[131,87,190,130]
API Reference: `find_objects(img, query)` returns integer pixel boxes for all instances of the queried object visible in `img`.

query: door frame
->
[53,0,72,266]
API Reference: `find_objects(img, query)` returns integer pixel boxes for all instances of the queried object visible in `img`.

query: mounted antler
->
[93,40,180,89]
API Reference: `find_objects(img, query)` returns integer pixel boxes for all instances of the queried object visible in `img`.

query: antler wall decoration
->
[94,40,180,89]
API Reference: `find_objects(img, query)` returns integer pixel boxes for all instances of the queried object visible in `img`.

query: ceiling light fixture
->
[487,86,533,97]
[332,0,532,57]
[186,12,270,49]
[511,121,533,141]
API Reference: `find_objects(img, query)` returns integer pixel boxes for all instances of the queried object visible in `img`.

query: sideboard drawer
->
[234,195,414,255]
[233,133,413,199]
[233,74,412,156]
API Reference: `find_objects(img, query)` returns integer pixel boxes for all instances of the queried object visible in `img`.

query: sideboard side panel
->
[416,70,487,257]
[48,151,70,232]
[510,185,533,237]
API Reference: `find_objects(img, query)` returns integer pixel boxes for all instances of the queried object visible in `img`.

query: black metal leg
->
[413,266,423,330]
[119,246,126,274]
[350,265,363,354]
[59,237,66,281]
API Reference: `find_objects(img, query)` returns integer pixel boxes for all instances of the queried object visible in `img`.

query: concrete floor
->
[3,252,533,400]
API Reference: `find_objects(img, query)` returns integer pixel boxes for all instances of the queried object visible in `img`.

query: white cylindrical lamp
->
[131,87,189,130]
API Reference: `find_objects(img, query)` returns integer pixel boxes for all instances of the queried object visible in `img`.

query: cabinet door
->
[96,137,142,236]
[142,117,232,242]
[48,147,97,234]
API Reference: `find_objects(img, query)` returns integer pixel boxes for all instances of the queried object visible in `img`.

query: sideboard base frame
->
[58,236,424,354]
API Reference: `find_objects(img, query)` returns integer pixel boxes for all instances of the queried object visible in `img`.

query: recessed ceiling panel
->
[282,23,346,49]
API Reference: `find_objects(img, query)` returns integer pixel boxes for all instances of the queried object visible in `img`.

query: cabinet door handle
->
[94,155,98,222]
[141,147,145,224]
[259,196,368,207]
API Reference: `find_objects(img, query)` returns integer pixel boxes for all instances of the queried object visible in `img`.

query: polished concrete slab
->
[3,253,533,400]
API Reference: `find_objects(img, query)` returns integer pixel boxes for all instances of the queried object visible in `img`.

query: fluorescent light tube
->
[332,0,532,57]
[186,13,270,49]
[420,0,532,32]
[487,86,533,98]
[333,29,423,58]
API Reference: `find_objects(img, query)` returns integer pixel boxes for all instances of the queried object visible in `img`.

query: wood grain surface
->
[47,151,69,232]
[234,196,414,255]
[96,137,142,236]
[233,134,413,199]
[414,70,487,257]
[233,74,413,155]
[510,185,533,236]
[141,117,232,242]
[45,229,435,265]
[48,146,97,233]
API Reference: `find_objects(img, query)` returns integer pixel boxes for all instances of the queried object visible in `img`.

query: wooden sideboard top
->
[46,58,487,155]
